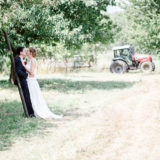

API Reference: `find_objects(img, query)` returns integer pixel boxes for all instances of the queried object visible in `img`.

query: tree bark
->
[54,58,57,73]
[2,30,29,117]
[9,57,15,84]
[94,45,98,65]
[64,58,68,73]
[9,46,17,83]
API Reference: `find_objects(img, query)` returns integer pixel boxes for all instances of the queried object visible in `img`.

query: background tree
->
[113,0,160,54]
[0,0,117,78]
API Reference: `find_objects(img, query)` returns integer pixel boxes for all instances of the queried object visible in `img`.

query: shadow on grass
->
[0,80,16,90]
[0,78,135,93]
[0,100,54,151]
[0,78,136,150]
[38,78,135,93]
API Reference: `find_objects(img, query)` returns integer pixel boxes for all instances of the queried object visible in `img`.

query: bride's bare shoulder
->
[31,58,37,65]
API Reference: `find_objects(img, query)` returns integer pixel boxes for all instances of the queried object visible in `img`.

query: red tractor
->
[110,45,155,73]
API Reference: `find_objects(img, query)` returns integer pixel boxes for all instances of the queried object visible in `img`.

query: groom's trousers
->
[20,79,34,116]
[15,56,34,116]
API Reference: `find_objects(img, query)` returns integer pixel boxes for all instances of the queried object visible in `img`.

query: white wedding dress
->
[26,59,62,119]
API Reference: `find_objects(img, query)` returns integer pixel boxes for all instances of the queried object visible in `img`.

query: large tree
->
[1,0,116,49]
[0,0,116,76]
[118,0,160,54]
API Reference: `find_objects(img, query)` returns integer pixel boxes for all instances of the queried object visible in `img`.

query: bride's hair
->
[29,47,37,57]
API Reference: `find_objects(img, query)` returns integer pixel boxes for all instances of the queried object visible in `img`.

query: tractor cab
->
[113,45,134,65]
[110,45,155,73]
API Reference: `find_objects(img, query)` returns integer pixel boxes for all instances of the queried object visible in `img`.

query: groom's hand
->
[29,73,34,77]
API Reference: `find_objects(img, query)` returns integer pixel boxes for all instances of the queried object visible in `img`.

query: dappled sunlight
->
[38,78,135,93]
[0,80,16,90]
[0,72,137,151]
[1,72,160,160]
[1,0,160,159]
[0,100,53,151]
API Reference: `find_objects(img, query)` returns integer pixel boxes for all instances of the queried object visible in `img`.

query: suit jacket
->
[15,56,28,85]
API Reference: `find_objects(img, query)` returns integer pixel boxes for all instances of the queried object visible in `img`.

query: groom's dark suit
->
[15,56,34,116]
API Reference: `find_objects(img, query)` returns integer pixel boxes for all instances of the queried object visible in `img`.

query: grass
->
[0,72,136,151]
[0,80,16,90]
[39,78,135,93]
[0,100,53,151]
[0,79,134,92]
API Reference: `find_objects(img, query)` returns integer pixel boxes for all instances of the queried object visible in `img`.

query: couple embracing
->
[15,46,63,119]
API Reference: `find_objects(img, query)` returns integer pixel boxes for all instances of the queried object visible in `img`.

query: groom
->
[15,46,35,117]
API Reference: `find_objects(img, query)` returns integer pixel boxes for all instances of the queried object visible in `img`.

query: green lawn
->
[0,73,135,151]
[38,78,134,92]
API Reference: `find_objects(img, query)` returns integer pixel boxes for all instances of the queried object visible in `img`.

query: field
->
[1,71,160,160]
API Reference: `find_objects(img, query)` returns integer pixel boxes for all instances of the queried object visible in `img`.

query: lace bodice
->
[26,59,37,79]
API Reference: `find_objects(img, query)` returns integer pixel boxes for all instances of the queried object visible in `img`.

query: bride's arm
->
[29,60,36,76]
[22,59,36,76]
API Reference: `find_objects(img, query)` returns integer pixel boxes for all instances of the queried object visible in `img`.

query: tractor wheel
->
[140,61,153,73]
[110,61,128,73]
[152,62,155,71]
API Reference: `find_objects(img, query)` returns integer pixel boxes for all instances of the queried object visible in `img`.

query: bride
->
[22,47,63,119]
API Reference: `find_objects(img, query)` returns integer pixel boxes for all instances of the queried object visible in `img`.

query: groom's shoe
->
[29,114,36,118]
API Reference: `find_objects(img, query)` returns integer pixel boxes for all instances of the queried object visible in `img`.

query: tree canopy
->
[0,0,116,57]
[113,0,160,54]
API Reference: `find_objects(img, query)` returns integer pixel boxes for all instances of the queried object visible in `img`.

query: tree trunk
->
[9,47,18,83]
[64,58,68,73]
[94,45,98,65]
[3,30,29,117]
[9,56,15,83]
[54,58,57,73]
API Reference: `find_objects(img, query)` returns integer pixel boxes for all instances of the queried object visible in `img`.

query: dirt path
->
[1,74,160,160]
